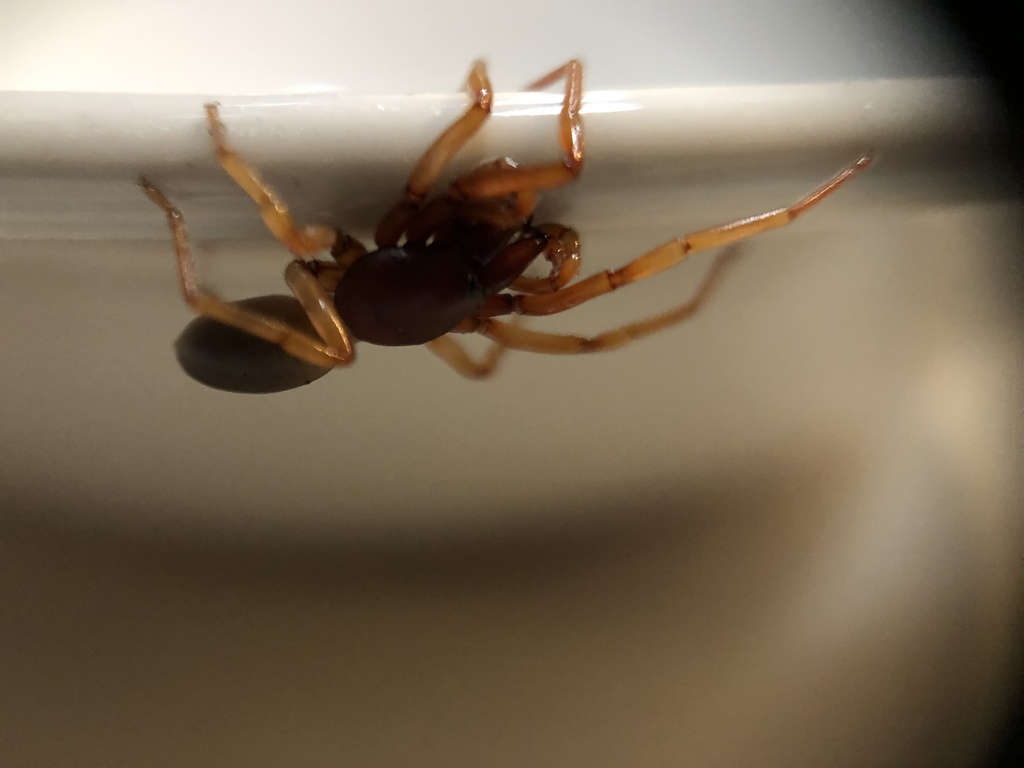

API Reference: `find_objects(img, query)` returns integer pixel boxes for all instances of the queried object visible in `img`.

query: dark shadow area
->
[2,440,896,766]
[928,2,1024,191]
[923,6,1024,765]
[0,433,862,591]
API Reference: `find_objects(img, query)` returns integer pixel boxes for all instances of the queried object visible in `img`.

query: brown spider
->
[139,59,871,393]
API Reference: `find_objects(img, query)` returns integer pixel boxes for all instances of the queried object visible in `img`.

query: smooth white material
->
[0,79,995,240]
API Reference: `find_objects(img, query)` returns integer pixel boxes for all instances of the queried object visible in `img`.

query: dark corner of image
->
[914,4,1024,767]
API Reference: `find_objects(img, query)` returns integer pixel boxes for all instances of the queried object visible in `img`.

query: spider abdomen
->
[334,245,486,346]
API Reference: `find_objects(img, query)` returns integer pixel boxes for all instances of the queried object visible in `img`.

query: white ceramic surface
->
[0,0,967,94]
[0,2,1020,767]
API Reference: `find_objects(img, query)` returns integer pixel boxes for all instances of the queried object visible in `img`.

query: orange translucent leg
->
[375,60,494,246]
[452,59,584,200]
[509,224,582,294]
[472,247,741,354]
[498,153,872,317]
[424,334,514,379]
[139,177,354,368]
[204,103,337,258]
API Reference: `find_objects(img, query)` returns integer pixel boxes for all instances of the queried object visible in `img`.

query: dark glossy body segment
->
[334,245,486,346]
[333,224,552,347]
[175,295,334,393]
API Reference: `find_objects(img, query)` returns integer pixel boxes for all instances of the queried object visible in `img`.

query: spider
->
[139,59,872,393]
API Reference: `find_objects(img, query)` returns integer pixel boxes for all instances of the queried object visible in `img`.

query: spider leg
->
[472,247,740,354]
[282,261,355,361]
[456,158,539,225]
[330,232,368,270]
[375,60,494,246]
[424,333,514,379]
[452,59,584,201]
[508,224,582,294]
[204,103,337,258]
[490,154,872,317]
[140,177,355,367]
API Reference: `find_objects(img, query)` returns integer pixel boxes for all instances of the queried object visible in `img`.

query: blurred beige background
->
[2,198,1020,766]
[0,414,1018,766]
